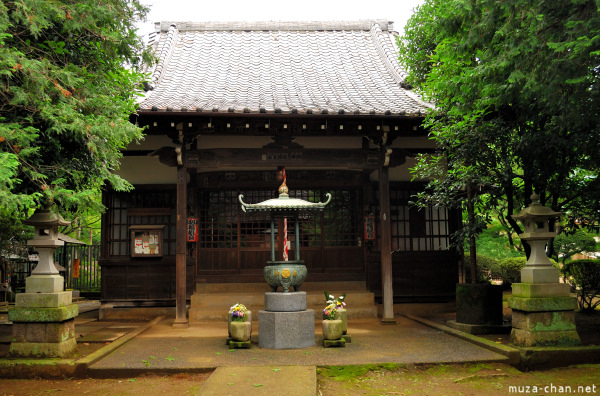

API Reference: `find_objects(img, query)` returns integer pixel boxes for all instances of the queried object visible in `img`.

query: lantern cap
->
[22,206,70,227]
[239,179,331,215]
[511,194,561,221]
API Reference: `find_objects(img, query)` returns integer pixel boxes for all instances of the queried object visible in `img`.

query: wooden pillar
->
[173,165,189,328]
[379,165,396,324]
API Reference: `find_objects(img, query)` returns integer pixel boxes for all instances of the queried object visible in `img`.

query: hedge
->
[494,256,560,289]
[463,253,500,283]
[562,259,600,312]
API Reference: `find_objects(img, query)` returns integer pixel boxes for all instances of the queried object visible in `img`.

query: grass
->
[475,222,524,261]
[318,363,406,381]
[317,363,600,396]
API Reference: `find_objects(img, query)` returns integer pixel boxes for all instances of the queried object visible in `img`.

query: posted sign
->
[187,218,198,242]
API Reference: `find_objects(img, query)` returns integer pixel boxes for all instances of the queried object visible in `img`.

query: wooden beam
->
[182,149,405,170]
[378,165,396,324]
[173,165,189,328]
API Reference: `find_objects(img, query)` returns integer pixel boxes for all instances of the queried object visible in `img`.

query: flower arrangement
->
[323,291,347,320]
[323,302,339,320]
[324,291,347,309]
[229,303,248,322]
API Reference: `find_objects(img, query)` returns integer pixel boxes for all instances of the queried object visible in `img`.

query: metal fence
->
[54,245,101,292]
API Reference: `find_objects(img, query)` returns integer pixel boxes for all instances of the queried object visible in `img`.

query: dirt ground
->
[317,363,600,396]
[0,363,598,395]
[0,373,212,395]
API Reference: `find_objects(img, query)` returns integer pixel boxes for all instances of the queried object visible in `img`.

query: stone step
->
[189,304,377,322]
[189,290,376,322]
[190,290,374,309]
[195,281,369,294]
[189,281,376,323]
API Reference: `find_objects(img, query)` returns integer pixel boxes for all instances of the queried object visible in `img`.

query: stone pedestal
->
[450,283,510,334]
[509,283,580,347]
[9,287,78,358]
[258,291,315,349]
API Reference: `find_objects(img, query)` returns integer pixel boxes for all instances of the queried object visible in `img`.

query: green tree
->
[400,0,600,263]
[553,229,598,265]
[0,0,153,220]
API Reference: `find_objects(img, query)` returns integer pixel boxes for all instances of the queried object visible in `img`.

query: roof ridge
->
[369,23,407,86]
[149,24,179,90]
[155,20,393,32]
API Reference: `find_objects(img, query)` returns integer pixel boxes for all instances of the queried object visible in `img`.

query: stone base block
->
[16,291,72,308]
[508,296,577,312]
[25,275,64,293]
[323,338,346,348]
[229,340,251,349]
[258,309,315,349]
[8,304,78,322]
[264,292,307,312]
[12,319,75,343]
[510,328,581,347]
[512,310,576,332]
[447,320,512,335]
[512,283,571,298]
[343,334,352,343]
[521,266,560,284]
[9,337,77,358]
[456,283,503,325]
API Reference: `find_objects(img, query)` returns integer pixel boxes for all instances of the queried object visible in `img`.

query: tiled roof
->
[139,20,433,116]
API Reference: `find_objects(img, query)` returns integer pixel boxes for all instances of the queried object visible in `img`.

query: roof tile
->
[140,20,433,116]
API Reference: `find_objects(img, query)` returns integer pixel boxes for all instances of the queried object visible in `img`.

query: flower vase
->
[337,308,347,335]
[322,319,343,340]
[228,310,252,337]
[230,321,252,342]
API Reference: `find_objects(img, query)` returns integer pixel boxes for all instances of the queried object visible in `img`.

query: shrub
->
[495,257,527,288]
[494,256,560,289]
[463,253,499,283]
[562,259,600,312]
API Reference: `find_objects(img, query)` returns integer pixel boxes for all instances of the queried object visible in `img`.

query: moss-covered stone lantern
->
[8,206,79,357]
[510,193,562,284]
[508,194,580,347]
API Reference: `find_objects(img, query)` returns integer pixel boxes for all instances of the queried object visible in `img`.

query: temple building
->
[99,20,460,323]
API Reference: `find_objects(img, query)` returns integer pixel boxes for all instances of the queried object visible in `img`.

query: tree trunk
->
[467,183,477,284]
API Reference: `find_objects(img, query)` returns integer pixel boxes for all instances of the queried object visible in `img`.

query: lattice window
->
[291,189,321,248]
[198,188,360,250]
[108,193,128,257]
[239,190,277,249]
[322,190,360,247]
[198,191,240,249]
[384,185,453,252]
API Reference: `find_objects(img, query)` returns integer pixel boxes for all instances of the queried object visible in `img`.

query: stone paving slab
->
[79,329,130,343]
[107,323,147,329]
[75,322,117,339]
[88,316,508,375]
[199,366,316,396]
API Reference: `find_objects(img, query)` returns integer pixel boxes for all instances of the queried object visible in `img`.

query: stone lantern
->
[508,194,580,346]
[511,194,562,284]
[8,207,79,357]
